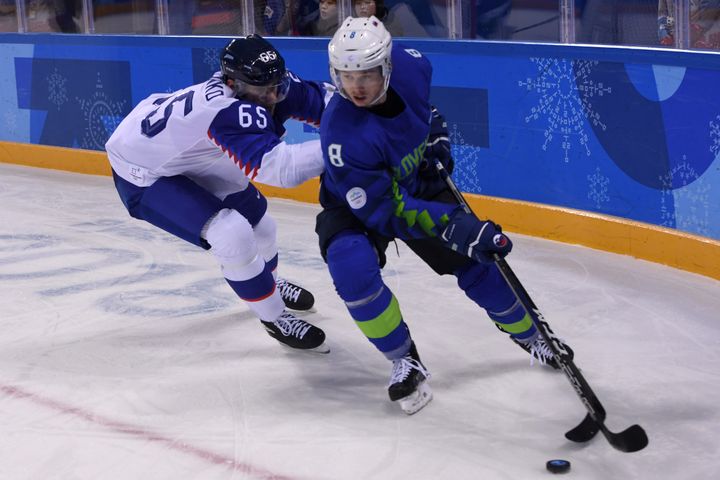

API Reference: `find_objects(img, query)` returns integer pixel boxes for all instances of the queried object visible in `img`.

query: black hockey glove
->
[440,209,512,263]
[420,106,454,177]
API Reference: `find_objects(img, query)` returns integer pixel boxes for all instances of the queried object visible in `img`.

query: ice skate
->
[513,334,574,369]
[262,311,329,354]
[276,278,315,311]
[388,342,432,414]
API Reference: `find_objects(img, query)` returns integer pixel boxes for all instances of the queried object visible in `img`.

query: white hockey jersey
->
[106,72,330,199]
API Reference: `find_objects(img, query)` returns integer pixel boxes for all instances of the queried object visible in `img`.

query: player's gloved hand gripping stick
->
[434,159,649,453]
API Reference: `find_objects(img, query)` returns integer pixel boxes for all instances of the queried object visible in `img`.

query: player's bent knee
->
[457,262,516,312]
[326,232,383,302]
[253,214,277,242]
[204,208,258,266]
[252,214,277,252]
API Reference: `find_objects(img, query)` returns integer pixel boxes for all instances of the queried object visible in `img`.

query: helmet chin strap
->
[367,89,388,107]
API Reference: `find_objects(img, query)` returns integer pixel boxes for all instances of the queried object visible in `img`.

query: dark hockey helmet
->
[220,34,290,104]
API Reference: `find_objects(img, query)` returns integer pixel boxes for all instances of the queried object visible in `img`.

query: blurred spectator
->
[256,0,286,35]
[658,0,720,49]
[309,0,338,36]
[658,0,674,44]
[473,0,511,39]
[168,0,197,35]
[51,0,79,32]
[276,0,312,35]
[352,0,427,37]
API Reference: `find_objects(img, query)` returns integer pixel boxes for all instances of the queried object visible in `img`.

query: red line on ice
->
[0,384,297,480]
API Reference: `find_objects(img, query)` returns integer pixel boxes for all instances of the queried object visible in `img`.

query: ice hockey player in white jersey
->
[105,35,331,353]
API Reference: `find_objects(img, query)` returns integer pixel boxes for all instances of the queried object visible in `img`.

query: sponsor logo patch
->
[346,187,367,209]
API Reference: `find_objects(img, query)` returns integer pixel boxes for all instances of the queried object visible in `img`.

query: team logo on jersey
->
[346,187,367,209]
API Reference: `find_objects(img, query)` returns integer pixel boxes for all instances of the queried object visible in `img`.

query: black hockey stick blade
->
[565,413,601,442]
[603,424,649,453]
[566,413,649,452]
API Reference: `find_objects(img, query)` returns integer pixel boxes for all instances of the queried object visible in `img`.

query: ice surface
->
[1,164,719,480]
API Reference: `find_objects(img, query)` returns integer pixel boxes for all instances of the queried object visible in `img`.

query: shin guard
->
[456,262,537,342]
[326,233,411,359]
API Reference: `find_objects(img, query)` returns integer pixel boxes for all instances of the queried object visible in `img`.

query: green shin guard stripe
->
[355,295,402,339]
[495,313,533,335]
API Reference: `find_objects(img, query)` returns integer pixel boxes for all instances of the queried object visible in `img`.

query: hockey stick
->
[434,160,648,453]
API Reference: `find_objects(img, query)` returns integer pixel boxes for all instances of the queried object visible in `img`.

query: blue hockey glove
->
[440,209,512,263]
[421,106,454,176]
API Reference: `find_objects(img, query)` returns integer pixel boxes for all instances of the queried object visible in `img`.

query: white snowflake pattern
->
[76,73,127,150]
[519,58,611,162]
[203,48,220,71]
[47,68,68,109]
[587,167,610,209]
[659,158,710,236]
[449,123,482,193]
[710,114,720,159]
[3,111,18,138]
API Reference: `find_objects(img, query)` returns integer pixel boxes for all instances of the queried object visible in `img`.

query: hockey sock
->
[204,209,284,322]
[327,232,411,359]
[225,261,284,322]
[456,262,537,341]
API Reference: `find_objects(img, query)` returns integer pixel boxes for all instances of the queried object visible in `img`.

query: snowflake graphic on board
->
[450,123,482,193]
[710,114,720,159]
[47,68,68,109]
[519,58,611,162]
[76,73,127,150]
[3,111,18,138]
[587,167,610,209]
[659,158,710,236]
[203,48,221,71]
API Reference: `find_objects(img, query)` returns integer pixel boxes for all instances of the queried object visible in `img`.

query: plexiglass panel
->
[454,0,561,41]
[21,0,75,31]
[188,0,248,35]
[0,0,18,32]
[92,0,155,34]
[271,0,447,38]
[577,0,659,47]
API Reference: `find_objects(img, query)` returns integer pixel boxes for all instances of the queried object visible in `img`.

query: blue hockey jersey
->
[319,46,455,240]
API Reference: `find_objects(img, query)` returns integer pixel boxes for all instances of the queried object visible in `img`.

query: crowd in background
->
[0,0,719,50]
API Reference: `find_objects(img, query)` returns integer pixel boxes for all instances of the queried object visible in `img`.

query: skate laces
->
[276,278,301,303]
[529,336,555,366]
[389,355,430,386]
[273,311,311,339]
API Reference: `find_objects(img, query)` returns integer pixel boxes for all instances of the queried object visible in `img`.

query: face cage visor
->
[232,71,291,106]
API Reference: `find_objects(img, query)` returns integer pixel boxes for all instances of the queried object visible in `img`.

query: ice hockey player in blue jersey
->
[316,17,573,413]
[106,35,332,354]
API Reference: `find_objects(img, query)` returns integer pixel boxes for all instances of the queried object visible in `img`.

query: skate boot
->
[512,334,574,369]
[276,278,315,311]
[261,311,329,354]
[388,342,432,415]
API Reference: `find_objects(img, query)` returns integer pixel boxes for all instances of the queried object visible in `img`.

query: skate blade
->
[278,341,330,355]
[310,342,330,354]
[397,381,433,415]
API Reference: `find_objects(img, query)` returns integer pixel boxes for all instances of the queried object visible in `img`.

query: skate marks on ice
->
[1,164,720,479]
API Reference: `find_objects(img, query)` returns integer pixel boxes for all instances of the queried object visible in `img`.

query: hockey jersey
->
[319,46,455,240]
[106,72,330,199]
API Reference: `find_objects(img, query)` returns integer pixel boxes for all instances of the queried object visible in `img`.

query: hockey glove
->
[420,106,454,177]
[440,209,512,263]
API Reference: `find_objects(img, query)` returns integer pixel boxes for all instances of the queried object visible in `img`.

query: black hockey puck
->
[546,459,571,474]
